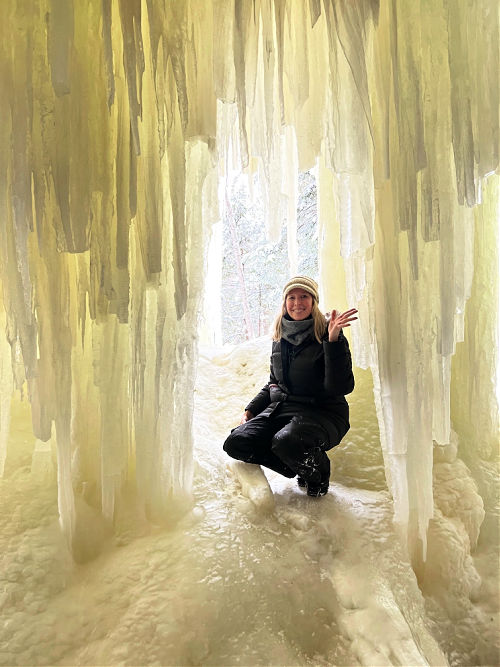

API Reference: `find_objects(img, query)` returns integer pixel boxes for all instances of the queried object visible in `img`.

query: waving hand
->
[328,308,358,342]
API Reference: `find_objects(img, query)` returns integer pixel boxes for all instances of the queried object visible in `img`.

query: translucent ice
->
[0,0,498,579]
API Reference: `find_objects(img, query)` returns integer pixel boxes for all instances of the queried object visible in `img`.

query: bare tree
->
[221,171,318,344]
[225,187,255,340]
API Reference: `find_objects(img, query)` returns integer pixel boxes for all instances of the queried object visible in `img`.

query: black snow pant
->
[223,410,332,487]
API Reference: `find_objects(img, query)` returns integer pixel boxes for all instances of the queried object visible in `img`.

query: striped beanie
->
[283,276,319,302]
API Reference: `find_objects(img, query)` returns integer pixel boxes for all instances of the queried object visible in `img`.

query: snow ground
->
[0,337,496,666]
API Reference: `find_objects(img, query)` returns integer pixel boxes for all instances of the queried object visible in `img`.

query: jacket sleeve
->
[244,355,279,415]
[245,385,271,415]
[323,331,355,395]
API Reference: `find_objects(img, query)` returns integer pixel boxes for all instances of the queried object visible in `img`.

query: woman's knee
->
[223,429,244,457]
[270,428,291,457]
[223,425,262,460]
[271,418,327,458]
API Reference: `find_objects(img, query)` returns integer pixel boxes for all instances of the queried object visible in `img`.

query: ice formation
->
[0,0,498,644]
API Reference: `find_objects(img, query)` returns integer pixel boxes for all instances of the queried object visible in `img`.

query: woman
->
[223,276,357,497]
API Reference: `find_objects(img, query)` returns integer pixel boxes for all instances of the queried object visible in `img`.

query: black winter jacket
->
[245,330,354,448]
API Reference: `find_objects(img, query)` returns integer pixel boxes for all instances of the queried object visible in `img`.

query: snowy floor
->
[0,338,497,666]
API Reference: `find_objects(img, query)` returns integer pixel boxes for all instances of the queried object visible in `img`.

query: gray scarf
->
[280,316,315,346]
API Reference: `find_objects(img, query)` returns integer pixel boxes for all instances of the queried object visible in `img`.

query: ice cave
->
[0,1,499,665]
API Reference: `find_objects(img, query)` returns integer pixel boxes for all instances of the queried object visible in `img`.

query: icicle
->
[284,0,310,113]
[47,0,74,97]
[101,0,115,108]
[309,0,322,28]
[118,0,144,156]
[451,175,500,459]
[94,315,130,522]
[166,61,188,318]
[164,0,189,133]
[446,1,500,206]
[0,286,13,478]
[282,126,298,275]
[213,0,237,103]
[331,0,375,146]
[232,0,254,167]
[467,2,499,180]
[273,0,286,125]
[185,1,217,141]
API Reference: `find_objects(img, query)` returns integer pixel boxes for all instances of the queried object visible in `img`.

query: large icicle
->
[0,285,13,478]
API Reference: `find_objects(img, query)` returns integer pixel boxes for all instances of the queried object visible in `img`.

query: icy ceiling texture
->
[0,0,498,561]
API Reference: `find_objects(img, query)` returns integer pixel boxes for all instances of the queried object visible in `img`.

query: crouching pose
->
[223,276,357,497]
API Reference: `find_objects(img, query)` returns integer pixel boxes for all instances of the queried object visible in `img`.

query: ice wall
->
[0,0,219,551]
[0,0,498,560]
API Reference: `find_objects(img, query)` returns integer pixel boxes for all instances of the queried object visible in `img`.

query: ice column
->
[0,287,13,477]
[0,0,219,549]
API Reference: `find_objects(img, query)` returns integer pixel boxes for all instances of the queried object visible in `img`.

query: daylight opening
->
[221,170,318,344]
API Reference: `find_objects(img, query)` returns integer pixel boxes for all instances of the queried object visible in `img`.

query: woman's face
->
[285,288,313,320]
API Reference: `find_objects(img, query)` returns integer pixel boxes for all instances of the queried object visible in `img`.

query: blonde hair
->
[272,297,327,343]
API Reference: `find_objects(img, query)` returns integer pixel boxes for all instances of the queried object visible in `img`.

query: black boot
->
[306,480,329,497]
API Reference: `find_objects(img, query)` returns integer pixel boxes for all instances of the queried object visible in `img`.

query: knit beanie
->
[282,276,319,302]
